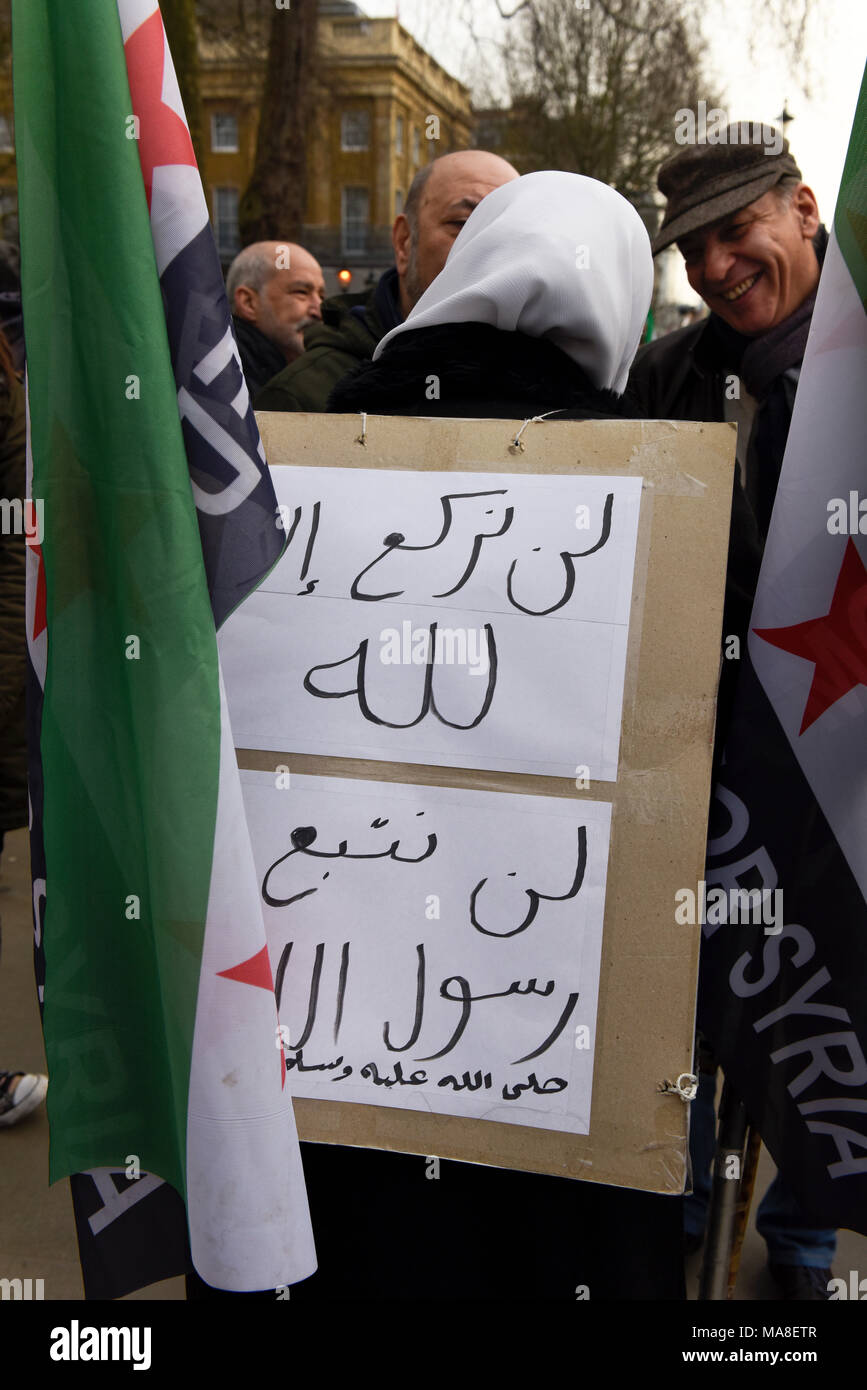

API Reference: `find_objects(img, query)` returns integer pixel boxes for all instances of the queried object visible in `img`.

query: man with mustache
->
[227,240,326,398]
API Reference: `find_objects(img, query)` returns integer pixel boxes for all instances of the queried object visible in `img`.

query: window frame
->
[341,110,371,153]
[341,185,370,256]
[213,186,241,259]
[211,112,239,154]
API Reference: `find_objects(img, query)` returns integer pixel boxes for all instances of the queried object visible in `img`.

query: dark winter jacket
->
[628,316,725,424]
[328,320,635,421]
[232,315,289,401]
[254,267,403,413]
[629,315,764,753]
[0,371,27,834]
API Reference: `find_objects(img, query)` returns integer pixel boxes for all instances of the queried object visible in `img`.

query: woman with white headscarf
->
[328,170,653,418]
[300,175,684,1305]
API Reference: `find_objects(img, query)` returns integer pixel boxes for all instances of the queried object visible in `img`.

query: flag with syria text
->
[699,67,867,1233]
[14,0,316,1293]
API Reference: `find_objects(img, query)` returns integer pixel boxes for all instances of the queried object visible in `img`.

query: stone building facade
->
[199,1,473,281]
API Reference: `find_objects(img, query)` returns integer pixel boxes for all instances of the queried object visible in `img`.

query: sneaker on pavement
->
[0,1071,48,1127]
[768,1261,834,1300]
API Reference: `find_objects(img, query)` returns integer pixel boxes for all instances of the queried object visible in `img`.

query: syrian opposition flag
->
[700,69,867,1234]
[13,0,316,1293]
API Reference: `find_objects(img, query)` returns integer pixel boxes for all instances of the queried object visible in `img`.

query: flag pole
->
[698,1078,750,1300]
[726,1124,762,1296]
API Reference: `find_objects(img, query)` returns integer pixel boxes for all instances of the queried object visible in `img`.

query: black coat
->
[282,323,688,1303]
[232,315,289,401]
[328,320,634,422]
[629,319,776,769]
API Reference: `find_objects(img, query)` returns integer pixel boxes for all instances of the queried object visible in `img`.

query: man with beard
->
[254,149,519,412]
[227,241,326,398]
[628,125,836,1301]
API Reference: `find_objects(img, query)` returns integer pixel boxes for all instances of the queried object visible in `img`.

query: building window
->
[395,115,404,155]
[211,113,239,153]
[341,110,370,152]
[411,127,420,165]
[213,187,240,259]
[342,186,369,255]
[394,189,404,217]
[0,116,12,153]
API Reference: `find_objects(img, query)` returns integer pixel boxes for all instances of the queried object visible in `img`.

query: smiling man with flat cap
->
[629,126,837,1301]
[630,127,825,534]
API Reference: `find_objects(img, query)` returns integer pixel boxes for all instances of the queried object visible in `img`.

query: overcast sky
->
[363,0,865,302]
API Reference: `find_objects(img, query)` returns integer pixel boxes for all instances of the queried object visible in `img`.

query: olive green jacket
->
[253,284,387,414]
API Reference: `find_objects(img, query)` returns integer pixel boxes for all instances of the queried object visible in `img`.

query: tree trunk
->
[161,0,204,168]
[239,0,317,246]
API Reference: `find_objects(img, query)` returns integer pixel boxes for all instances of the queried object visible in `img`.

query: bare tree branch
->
[471,0,722,218]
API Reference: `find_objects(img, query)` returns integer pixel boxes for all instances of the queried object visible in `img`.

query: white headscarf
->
[373,171,653,394]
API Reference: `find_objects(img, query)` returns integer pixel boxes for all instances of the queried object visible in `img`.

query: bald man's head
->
[227,241,325,362]
[393,150,520,315]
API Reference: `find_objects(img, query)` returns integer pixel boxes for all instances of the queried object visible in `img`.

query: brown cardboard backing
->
[240,412,737,1194]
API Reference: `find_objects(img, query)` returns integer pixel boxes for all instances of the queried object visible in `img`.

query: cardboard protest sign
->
[219,414,736,1194]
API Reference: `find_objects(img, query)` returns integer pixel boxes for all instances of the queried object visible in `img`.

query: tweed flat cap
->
[652,124,802,254]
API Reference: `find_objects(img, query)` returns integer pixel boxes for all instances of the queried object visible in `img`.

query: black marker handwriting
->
[437,1070,493,1092]
[351,491,514,601]
[262,820,437,907]
[383,944,425,1052]
[274,941,324,1051]
[506,492,613,615]
[280,501,322,595]
[501,1073,568,1100]
[469,826,587,938]
[296,499,321,594]
[511,991,580,1064]
[334,941,350,1044]
[359,1061,429,1087]
[417,976,557,1061]
[285,1047,350,1076]
[303,623,498,729]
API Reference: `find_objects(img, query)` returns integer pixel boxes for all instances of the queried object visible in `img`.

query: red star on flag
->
[217,945,275,992]
[755,539,867,734]
[124,11,197,212]
[218,947,286,1089]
